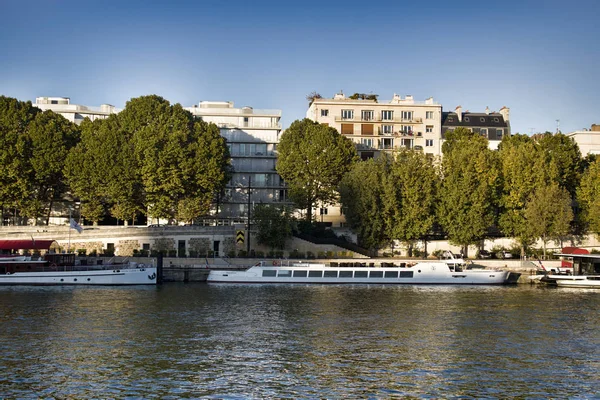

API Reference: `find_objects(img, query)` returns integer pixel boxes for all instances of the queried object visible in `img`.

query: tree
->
[339,156,391,252]
[306,91,322,105]
[534,132,583,197]
[0,96,40,223]
[277,119,358,222]
[25,110,79,224]
[577,159,600,238]
[498,134,558,251]
[384,149,439,255]
[252,204,293,250]
[524,184,573,257]
[116,95,231,223]
[438,128,500,255]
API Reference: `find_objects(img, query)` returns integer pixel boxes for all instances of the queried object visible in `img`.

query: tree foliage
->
[339,156,391,251]
[277,119,358,222]
[524,183,573,256]
[65,95,232,224]
[577,159,600,237]
[438,128,499,252]
[252,204,293,250]
[384,149,438,249]
[497,134,558,248]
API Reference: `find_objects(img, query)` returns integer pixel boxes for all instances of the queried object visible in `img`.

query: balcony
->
[335,115,424,124]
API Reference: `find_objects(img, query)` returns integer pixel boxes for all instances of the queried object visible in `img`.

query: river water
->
[1,284,598,399]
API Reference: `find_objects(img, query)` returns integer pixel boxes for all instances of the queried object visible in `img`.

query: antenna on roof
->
[556,119,560,134]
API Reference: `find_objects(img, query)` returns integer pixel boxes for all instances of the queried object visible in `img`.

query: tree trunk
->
[542,234,547,259]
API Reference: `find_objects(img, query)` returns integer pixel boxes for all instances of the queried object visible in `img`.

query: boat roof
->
[0,239,58,250]
[556,253,600,260]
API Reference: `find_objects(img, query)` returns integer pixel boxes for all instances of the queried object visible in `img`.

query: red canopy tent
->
[0,240,58,251]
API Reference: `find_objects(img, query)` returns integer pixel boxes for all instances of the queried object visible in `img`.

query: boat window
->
[277,270,292,277]
[339,270,353,278]
[369,271,384,278]
[400,271,414,278]
[262,270,277,277]
[384,271,399,278]
[293,270,308,277]
[323,270,338,278]
[354,270,368,278]
[308,270,323,278]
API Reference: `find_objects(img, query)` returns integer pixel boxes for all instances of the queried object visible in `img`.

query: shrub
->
[88,250,97,257]
[168,250,177,257]
[227,250,236,258]
[317,251,326,258]
[77,249,86,256]
[178,249,186,258]
[238,250,247,257]
[275,250,284,258]
[289,249,303,258]
[267,250,276,258]
[306,251,315,259]
[255,250,264,258]
[140,249,149,257]
[432,250,445,259]
[189,250,198,258]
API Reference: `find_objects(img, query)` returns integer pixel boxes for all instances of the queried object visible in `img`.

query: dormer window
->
[464,117,470,122]
[480,117,485,122]
[494,117,499,122]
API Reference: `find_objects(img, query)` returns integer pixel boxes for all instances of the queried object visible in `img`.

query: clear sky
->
[1,0,598,134]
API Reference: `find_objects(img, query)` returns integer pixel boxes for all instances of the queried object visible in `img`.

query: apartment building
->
[185,101,286,223]
[307,92,443,159]
[35,97,119,124]
[566,124,600,156]
[441,106,511,150]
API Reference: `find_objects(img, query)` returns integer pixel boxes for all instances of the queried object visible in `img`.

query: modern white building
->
[184,101,286,223]
[35,97,119,124]
[307,92,443,159]
[566,124,600,156]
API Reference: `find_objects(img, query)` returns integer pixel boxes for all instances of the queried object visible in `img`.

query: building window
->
[426,111,434,119]
[400,125,412,134]
[361,138,373,148]
[361,110,374,121]
[426,125,433,133]
[381,138,394,149]
[341,109,354,120]
[321,109,329,117]
[320,208,328,215]
[480,128,488,136]
[401,138,413,149]
[426,139,434,147]
[381,110,394,121]
[496,129,503,139]
[361,124,374,135]
[401,111,413,121]
[382,125,393,134]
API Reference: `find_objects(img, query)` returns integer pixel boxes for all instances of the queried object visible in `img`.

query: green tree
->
[25,110,79,224]
[524,184,573,257]
[384,149,439,255]
[498,134,558,251]
[0,96,39,222]
[438,128,500,255]
[577,159,600,237]
[339,156,391,252]
[114,95,231,223]
[252,204,293,250]
[277,119,358,222]
[534,132,582,197]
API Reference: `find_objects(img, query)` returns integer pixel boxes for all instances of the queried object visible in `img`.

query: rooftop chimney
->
[455,105,462,122]
[499,106,510,122]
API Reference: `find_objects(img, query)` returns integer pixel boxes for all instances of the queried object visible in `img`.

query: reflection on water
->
[1,284,598,398]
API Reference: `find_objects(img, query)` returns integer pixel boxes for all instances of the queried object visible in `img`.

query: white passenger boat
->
[0,254,157,286]
[554,276,600,289]
[207,259,513,285]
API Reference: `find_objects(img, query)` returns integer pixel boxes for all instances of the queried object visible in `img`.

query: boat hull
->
[208,264,511,285]
[555,277,600,289]
[0,267,157,285]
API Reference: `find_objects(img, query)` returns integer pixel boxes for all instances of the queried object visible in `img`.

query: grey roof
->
[442,112,508,128]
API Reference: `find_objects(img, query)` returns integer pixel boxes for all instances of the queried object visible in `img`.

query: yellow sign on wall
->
[236,230,245,244]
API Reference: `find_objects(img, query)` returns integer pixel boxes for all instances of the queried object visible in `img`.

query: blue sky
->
[1,0,599,134]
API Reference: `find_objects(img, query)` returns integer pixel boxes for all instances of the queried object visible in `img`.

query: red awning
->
[561,247,590,255]
[0,240,58,250]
